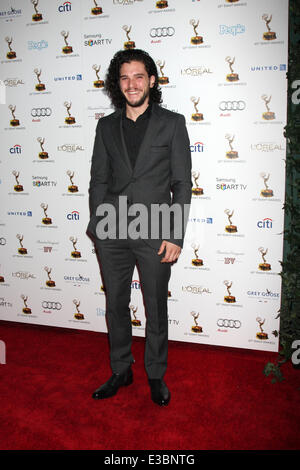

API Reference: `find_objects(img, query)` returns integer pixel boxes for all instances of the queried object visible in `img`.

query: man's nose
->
[128,78,137,89]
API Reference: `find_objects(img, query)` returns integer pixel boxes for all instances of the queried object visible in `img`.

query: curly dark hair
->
[104,49,162,109]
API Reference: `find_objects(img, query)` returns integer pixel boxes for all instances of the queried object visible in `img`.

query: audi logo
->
[0,238,6,245]
[219,101,246,111]
[42,301,62,310]
[217,319,241,328]
[150,27,175,38]
[31,108,52,117]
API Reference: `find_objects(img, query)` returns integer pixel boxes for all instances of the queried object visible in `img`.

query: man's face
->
[119,60,155,108]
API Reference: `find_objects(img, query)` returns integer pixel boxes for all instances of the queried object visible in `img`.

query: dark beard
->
[124,89,150,108]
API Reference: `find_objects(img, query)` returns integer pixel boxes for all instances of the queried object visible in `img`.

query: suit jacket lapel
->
[111,104,162,175]
[111,108,132,173]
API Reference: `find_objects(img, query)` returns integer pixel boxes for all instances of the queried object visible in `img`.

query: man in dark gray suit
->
[87,49,192,406]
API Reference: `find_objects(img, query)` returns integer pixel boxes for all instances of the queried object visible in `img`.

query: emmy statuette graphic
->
[73,299,84,320]
[21,295,32,314]
[224,209,237,233]
[156,1,168,9]
[225,56,239,82]
[67,170,78,193]
[191,97,203,121]
[130,305,141,326]
[31,0,43,22]
[16,233,27,255]
[92,64,104,88]
[192,171,203,195]
[260,172,273,197]
[37,137,49,159]
[123,25,135,50]
[61,31,73,54]
[258,247,271,271]
[262,14,277,41]
[191,311,202,333]
[34,68,45,91]
[261,94,275,120]
[41,203,52,225]
[191,243,203,266]
[70,237,81,258]
[224,280,236,303]
[44,266,55,287]
[190,19,203,45]
[156,60,169,85]
[91,0,103,15]
[17,234,27,255]
[12,170,23,192]
[64,101,76,125]
[9,105,20,126]
[5,37,16,59]
[256,317,268,340]
[225,134,239,159]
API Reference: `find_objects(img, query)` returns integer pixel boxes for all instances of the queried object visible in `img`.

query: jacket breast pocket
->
[150,145,169,151]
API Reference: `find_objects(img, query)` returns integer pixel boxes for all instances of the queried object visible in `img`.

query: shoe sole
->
[151,392,171,406]
[92,374,133,400]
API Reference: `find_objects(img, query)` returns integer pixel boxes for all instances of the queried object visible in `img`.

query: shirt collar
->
[123,102,152,123]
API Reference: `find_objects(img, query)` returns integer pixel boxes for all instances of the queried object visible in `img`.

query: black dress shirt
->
[122,103,152,170]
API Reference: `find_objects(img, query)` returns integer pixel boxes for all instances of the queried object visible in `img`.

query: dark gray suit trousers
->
[95,237,171,379]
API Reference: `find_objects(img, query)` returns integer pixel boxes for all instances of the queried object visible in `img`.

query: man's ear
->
[150,75,155,88]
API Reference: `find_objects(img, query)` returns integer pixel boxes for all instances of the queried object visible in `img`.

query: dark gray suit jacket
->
[87,103,192,249]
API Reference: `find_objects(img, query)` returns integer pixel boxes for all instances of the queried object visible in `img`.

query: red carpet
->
[0,320,299,451]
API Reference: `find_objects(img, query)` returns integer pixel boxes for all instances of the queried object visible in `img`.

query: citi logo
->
[10,144,22,154]
[257,217,273,229]
[190,141,204,152]
[58,1,72,12]
[131,280,141,289]
[67,210,79,220]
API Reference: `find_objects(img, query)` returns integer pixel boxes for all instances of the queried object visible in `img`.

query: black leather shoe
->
[92,368,133,399]
[148,379,170,406]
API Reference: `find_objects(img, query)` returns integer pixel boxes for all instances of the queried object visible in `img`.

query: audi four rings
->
[217,319,241,328]
[150,27,175,37]
[219,101,246,111]
[31,108,52,117]
[42,301,62,310]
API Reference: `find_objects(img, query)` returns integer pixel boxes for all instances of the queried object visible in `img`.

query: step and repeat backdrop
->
[0,0,289,352]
